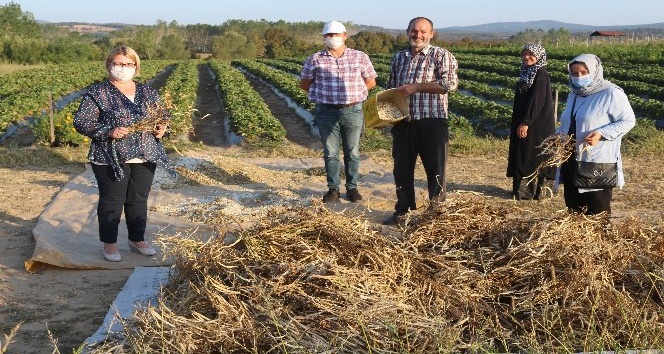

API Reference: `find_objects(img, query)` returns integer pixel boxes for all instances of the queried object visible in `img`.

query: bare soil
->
[189,64,228,147]
[0,72,661,353]
[243,73,322,150]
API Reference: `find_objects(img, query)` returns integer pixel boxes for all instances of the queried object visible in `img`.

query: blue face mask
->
[571,74,593,88]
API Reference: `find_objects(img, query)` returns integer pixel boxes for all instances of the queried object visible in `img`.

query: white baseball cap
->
[322,21,346,34]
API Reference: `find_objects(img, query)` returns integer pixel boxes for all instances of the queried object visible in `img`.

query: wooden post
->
[554,89,559,123]
[48,92,55,145]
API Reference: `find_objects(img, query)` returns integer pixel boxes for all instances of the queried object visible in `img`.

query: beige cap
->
[322,21,346,34]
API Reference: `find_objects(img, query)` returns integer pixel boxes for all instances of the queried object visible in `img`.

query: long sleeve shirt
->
[556,87,635,188]
[301,48,377,104]
[387,45,458,120]
[74,80,174,181]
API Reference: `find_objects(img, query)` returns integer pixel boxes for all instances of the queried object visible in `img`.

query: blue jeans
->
[314,103,364,190]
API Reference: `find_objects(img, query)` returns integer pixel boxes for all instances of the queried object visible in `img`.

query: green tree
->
[157,33,190,59]
[93,36,116,59]
[184,24,217,54]
[3,36,47,63]
[0,2,40,37]
[348,31,395,54]
[510,28,546,44]
[45,35,99,62]
[212,31,257,60]
[263,28,291,58]
[129,26,158,59]
[545,27,572,46]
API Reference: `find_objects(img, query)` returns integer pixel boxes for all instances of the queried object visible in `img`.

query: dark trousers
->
[561,159,613,215]
[391,119,449,213]
[512,175,546,200]
[91,162,156,244]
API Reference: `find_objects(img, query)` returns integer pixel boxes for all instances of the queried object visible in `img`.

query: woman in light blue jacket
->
[557,54,635,215]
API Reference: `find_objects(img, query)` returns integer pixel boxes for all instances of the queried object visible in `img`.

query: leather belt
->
[319,101,361,109]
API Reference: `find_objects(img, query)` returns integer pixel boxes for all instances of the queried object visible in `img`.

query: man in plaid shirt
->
[300,21,377,203]
[383,17,459,225]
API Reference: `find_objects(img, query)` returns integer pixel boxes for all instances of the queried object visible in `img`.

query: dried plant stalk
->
[523,133,576,185]
[126,102,171,133]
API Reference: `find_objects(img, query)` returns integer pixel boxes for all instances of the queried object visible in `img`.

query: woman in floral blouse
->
[74,46,174,262]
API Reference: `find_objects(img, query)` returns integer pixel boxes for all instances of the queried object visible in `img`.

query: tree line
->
[0,2,411,63]
[0,1,648,65]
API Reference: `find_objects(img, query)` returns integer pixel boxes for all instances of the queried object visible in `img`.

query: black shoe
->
[382,212,406,225]
[346,188,362,202]
[322,189,340,203]
[429,193,445,209]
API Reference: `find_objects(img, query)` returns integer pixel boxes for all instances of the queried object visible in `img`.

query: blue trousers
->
[314,104,364,190]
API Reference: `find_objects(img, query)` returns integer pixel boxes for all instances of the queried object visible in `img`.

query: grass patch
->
[451,134,509,156]
[623,118,664,156]
[361,127,393,152]
[0,145,87,167]
[0,63,47,75]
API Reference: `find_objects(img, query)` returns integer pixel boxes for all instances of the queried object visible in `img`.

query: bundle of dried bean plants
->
[125,102,171,134]
[523,133,576,186]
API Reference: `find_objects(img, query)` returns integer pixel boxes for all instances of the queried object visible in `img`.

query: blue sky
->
[9,0,664,29]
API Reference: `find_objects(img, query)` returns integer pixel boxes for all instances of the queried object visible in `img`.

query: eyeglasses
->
[112,62,136,68]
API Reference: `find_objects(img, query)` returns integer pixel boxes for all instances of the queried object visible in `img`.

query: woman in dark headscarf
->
[506,43,555,200]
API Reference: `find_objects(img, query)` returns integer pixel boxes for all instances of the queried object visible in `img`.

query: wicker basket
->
[362,88,410,129]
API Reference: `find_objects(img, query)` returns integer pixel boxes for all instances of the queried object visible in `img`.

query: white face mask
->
[324,36,344,49]
[571,74,593,88]
[110,66,136,82]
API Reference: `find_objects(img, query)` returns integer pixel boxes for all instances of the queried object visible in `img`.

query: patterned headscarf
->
[516,43,547,93]
[568,53,618,97]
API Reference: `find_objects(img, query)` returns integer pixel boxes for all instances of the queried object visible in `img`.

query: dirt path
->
[189,64,228,146]
[0,163,131,353]
[1,152,662,353]
[0,67,178,353]
[243,73,322,150]
[146,65,173,92]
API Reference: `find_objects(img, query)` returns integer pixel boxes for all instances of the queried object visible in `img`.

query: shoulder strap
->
[568,95,578,136]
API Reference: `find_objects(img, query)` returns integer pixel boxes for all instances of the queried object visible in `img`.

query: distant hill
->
[37,21,133,37]
[40,19,664,39]
[440,20,664,34]
[39,20,130,27]
[356,20,664,39]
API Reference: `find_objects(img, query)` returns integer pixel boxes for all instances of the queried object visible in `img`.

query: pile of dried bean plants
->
[90,193,664,353]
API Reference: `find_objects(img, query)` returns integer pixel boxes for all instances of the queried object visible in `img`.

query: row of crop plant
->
[207,60,286,145]
[255,58,476,141]
[455,52,664,120]
[157,60,201,138]
[372,51,664,129]
[235,59,396,149]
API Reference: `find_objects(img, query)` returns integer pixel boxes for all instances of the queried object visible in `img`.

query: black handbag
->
[573,161,617,188]
[567,95,618,189]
